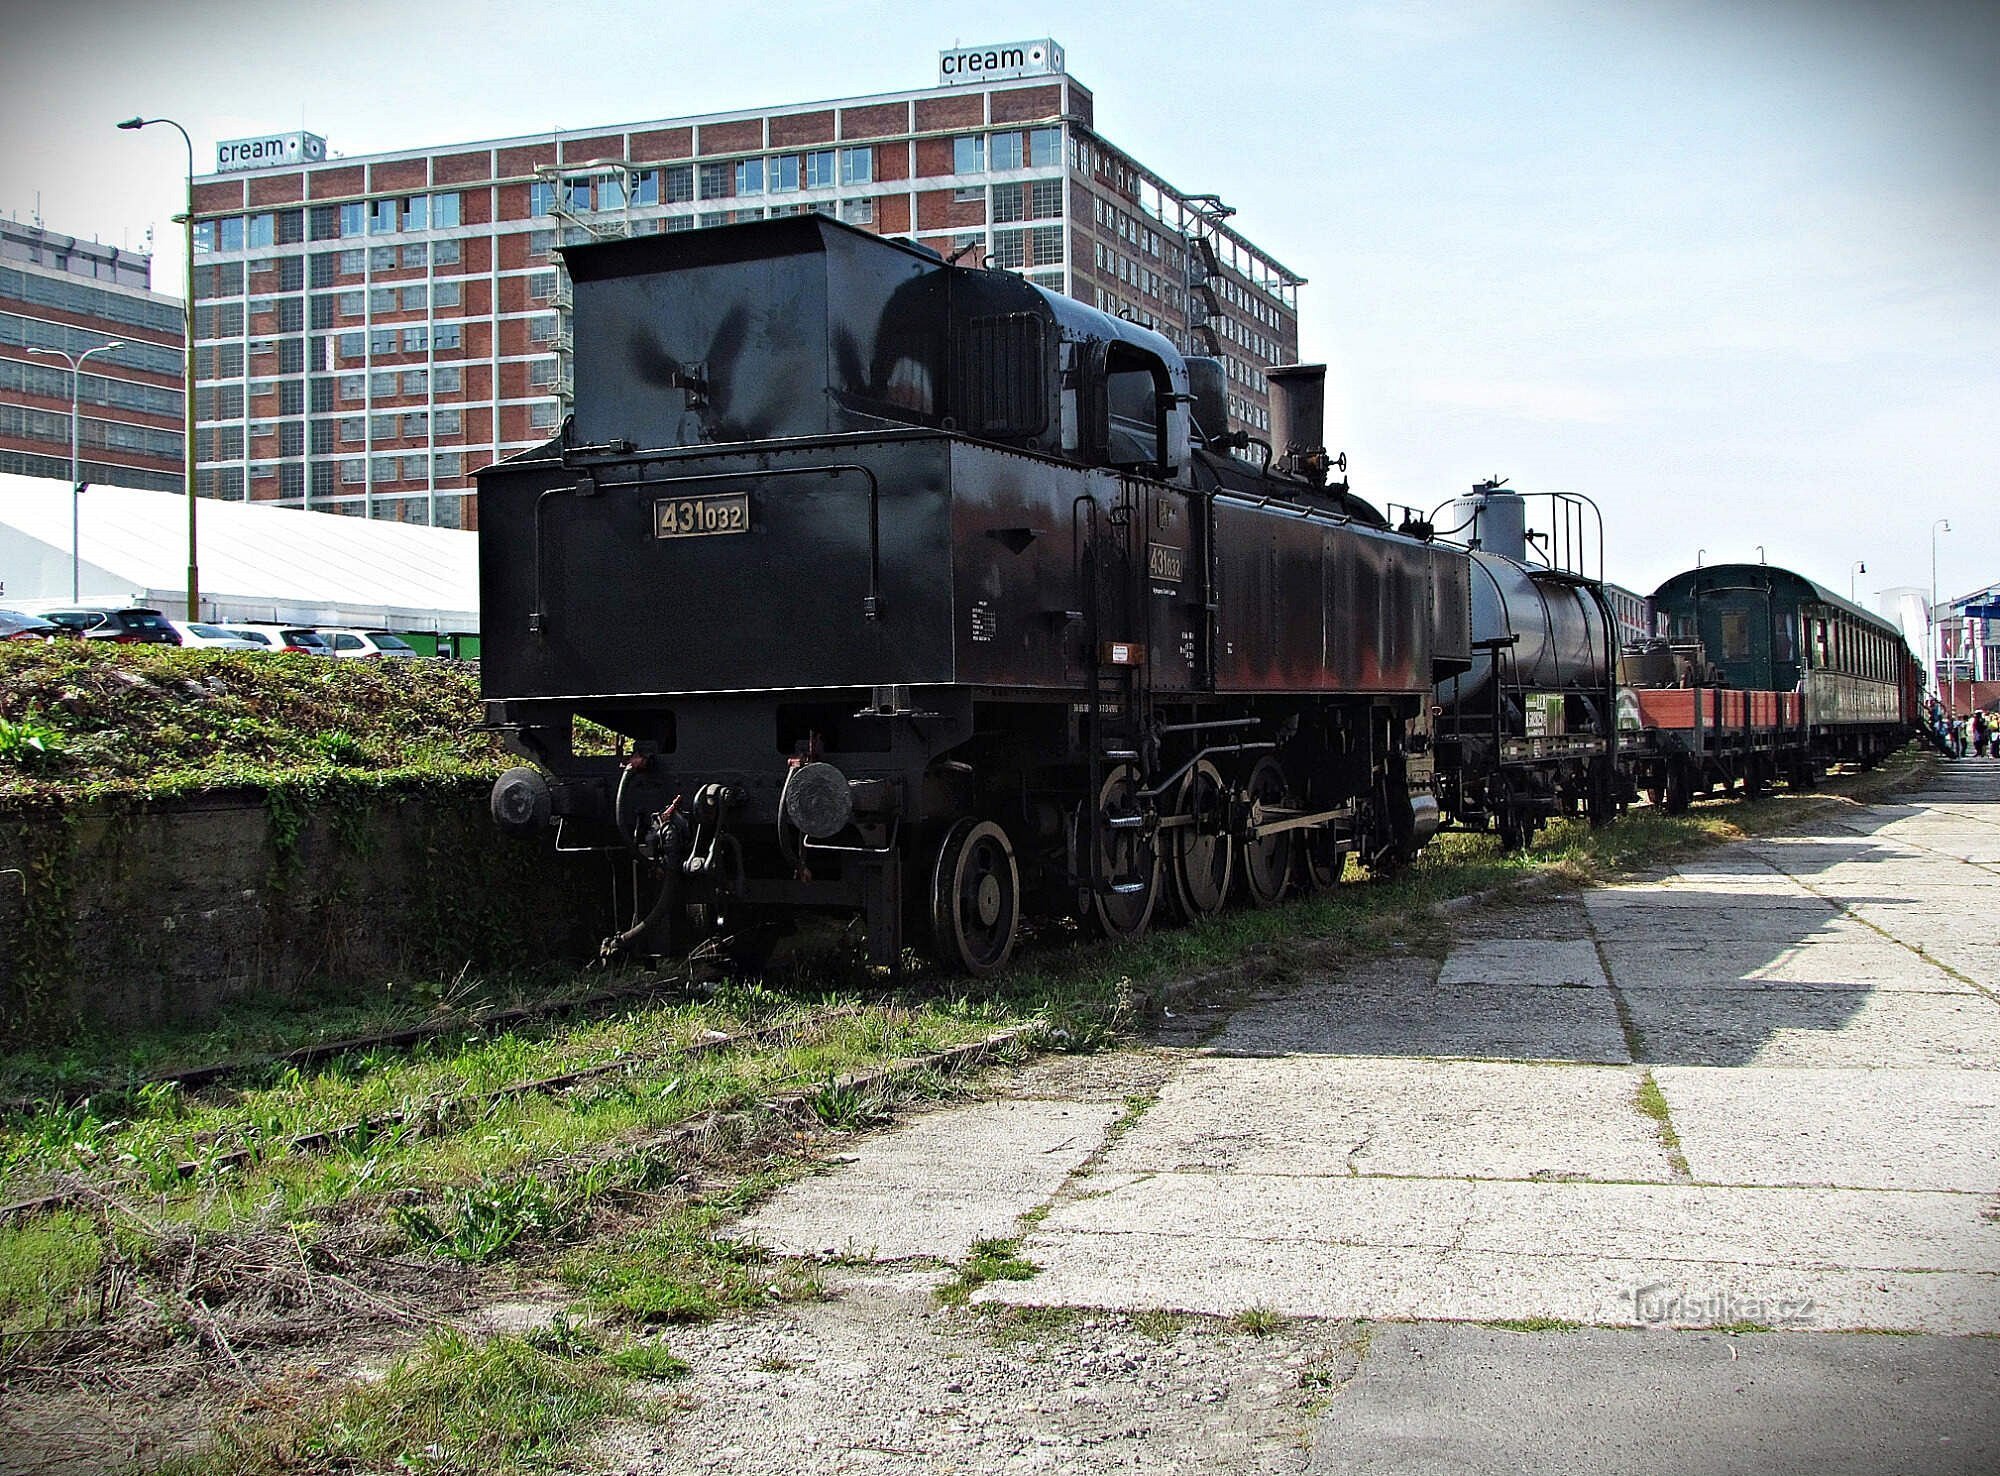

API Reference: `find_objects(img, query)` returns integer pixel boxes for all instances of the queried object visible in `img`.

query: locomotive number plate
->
[1147,541,1185,583]
[654,491,749,539]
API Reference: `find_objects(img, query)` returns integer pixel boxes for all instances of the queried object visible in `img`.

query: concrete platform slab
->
[1208,979,1631,1064]
[1038,1173,2000,1274]
[980,1228,2000,1332]
[1436,939,1606,988]
[738,1099,1121,1261]
[1655,1066,2000,1190]
[1308,1323,2000,1476]
[1599,939,1972,992]
[1096,1058,1672,1181]
[1622,987,2000,1068]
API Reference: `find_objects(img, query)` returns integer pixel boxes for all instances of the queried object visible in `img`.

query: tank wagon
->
[479,217,1472,974]
[1428,481,1621,849]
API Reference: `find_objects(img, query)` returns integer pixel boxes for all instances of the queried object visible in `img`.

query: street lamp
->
[1931,519,1951,714]
[117,114,200,620]
[1849,560,1866,603]
[26,340,125,601]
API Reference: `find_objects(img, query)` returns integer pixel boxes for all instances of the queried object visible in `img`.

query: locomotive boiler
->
[479,216,1471,974]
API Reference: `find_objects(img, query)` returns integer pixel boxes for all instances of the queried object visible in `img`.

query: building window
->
[341,458,366,484]
[433,280,462,309]
[400,243,428,269]
[628,170,659,207]
[402,412,428,439]
[529,181,557,216]
[529,357,559,386]
[991,183,1024,224]
[1030,226,1063,269]
[371,413,399,439]
[369,287,396,314]
[339,374,365,401]
[1031,178,1062,219]
[402,369,428,395]
[766,155,799,193]
[370,245,397,271]
[436,452,463,480]
[368,200,397,234]
[435,365,463,394]
[339,417,366,443]
[989,133,1024,172]
[430,192,460,228]
[336,331,366,360]
[528,271,557,301]
[434,239,461,265]
[803,150,836,190]
[371,370,399,396]
[663,164,694,203]
[401,285,428,312]
[529,314,557,342]
[734,158,765,195]
[434,324,462,351]
[840,197,875,225]
[436,408,462,436]
[339,290,365,317]
[991,230,1025,269]
[1029,127,1060,167]
[529,401,559,430]
[698,162,731,199]
[402,327,428,353]
[839,146,872,185]
[372,455,400,482]
[953,135,984,177]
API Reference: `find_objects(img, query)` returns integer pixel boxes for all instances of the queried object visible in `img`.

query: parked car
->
[0,608,61,642]
[219,624,335,655]
[37,607,179,644]
[321,629,419,660]
[169,620,262,650]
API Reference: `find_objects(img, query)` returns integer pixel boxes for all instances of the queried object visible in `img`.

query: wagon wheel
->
[929,819,1020,977]
[1662,758,1693,814]
[1077,764,1159,941]
[1237,755,1294,908]
[1169,757,1233,920]
[1298,832,1348,893]
[1742,757,1767,799]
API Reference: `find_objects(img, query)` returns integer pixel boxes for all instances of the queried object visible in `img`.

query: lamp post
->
[117,115,199,620]
[26,340,125,601]
[1931,519,1951,715]
[1849,560,1866,603]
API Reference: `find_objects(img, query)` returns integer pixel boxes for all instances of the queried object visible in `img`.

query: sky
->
[2,0,1993,604]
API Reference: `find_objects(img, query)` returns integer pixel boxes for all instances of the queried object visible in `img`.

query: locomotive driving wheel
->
[1169,758,1233,920]
[1298,832,1348,893]
[1237,756,1295,908]
[1076,764,1160,941]
[929,819,1020,976]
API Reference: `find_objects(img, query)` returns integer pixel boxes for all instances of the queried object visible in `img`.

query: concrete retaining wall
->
[0,783,607,1043]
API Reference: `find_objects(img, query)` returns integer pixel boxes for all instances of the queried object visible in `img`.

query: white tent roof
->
[0,474,478,630]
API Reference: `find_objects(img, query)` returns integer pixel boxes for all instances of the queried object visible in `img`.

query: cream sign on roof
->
[937,40,1064,87]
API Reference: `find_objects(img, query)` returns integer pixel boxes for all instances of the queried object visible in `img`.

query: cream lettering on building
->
[937,40,1064,86]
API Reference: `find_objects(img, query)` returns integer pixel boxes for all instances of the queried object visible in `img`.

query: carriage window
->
[1774,613,1797,664]
[1719,611,1751,662]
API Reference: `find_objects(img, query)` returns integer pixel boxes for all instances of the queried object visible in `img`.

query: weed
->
[611,1340,694,1380]
[1633,1072,1691,1178]
[393,1176,566,1263]
[1131,1308,1192,1341]
[0,1210,107,1331]
[1485,1316,1584,1333]
[1232,1304,1286,1337]
[563,1210,822,1326]
[156,1329,626,1476]
[1296,1357,1338,1389]
[807,1079,886,1130]
[937,1236,1039,1306]
[754,1354,798,1372]
[0,706,64,767]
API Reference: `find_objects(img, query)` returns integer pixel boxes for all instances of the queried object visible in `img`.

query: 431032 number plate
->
[654,491,750,539]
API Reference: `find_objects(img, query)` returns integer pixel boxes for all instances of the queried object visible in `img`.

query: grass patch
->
[0,1209,105,1332]
[561,1202,824,1326]
[1485,1316,1585,1333]
[157,1328,627,1476]
[607,1339,693,1380]
[936,1235,1039,1307]
[1634,1071,1691,1179]
[1131,1308,1194,1341]
[1232,1303,1286,1337]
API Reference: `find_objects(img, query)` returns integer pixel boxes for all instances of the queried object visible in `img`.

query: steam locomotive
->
[478,215,1916,973]
[479,216,1473,974]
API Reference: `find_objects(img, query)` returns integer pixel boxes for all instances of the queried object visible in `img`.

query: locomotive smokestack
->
[1266,364,1328,484]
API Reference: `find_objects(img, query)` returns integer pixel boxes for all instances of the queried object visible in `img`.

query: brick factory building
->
[1,220,184,493]
[186,42,1304,530]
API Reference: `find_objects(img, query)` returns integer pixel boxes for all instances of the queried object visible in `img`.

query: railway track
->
[0,1002,898,1226]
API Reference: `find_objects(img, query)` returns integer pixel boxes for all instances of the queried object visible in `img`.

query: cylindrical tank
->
[1443,485,1528,563]
[1437,550,1613,711]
